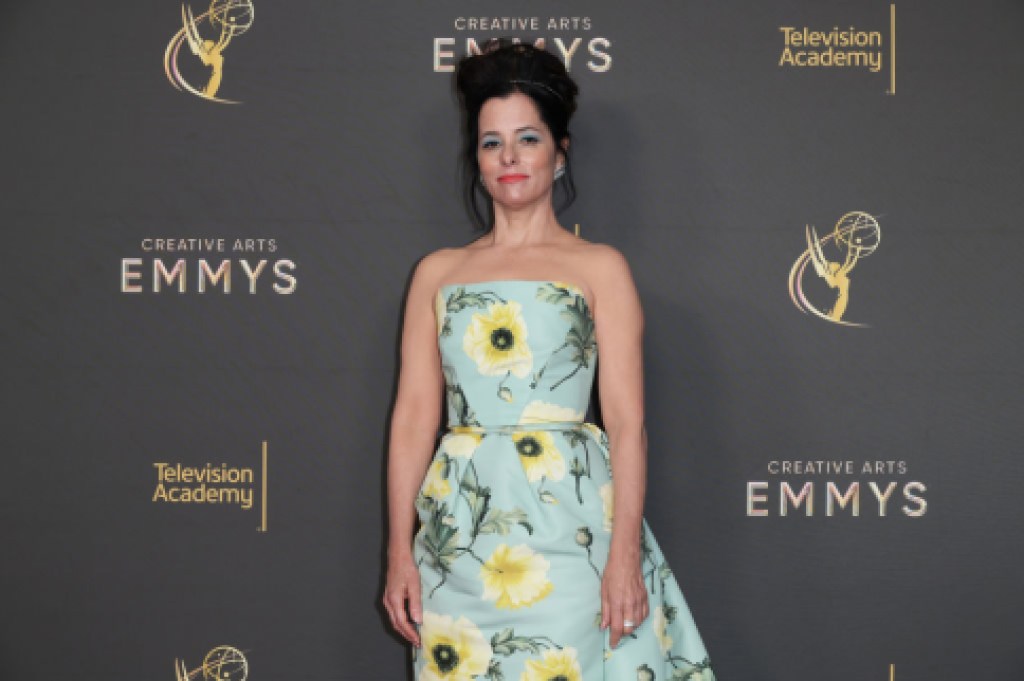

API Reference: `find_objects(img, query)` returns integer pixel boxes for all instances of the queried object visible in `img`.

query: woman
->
[383,40,716,681]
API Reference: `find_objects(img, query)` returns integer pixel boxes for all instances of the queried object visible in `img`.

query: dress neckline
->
[436,279,594,316]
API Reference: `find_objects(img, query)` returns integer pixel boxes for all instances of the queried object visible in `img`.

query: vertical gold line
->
[890,663,895,681]
[261,440,268,532]
[574,223,580,236]
[890,3,896,94]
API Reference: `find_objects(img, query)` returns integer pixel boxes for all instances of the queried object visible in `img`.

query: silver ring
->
[623,619,635,628]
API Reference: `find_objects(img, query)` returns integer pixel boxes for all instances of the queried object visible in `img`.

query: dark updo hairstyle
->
[454,38,580,231]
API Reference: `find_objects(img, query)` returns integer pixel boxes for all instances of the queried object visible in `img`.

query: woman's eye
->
[480,134,539,148]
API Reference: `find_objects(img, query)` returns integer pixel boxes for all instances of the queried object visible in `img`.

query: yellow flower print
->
[653,606,673,653]
[512,431,566,483]
[421,458,452,500]
[441,432,482,458]
[419,611,492,681]
[688,670,714,681]
[479,543,554,609]
[520,645,583,681]
[462,301,533,378]
[435,289,447,337]
[551,280,584,298]
[599,482,614,532]
[518,400,584,425]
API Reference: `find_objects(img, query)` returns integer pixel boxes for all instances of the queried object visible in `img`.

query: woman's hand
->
[383,553,423,647]
[600,552,649,649]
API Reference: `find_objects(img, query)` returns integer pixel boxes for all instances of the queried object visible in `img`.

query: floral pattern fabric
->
[412,280,716,681]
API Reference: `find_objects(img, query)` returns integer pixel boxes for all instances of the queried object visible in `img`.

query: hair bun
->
[456,39,578,118]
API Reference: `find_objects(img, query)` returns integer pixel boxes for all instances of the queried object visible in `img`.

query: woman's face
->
[477,92,566,210]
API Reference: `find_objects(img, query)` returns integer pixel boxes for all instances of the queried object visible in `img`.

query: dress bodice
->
[435,280,597,429]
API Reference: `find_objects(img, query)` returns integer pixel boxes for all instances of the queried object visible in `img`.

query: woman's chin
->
[492,188,552,210]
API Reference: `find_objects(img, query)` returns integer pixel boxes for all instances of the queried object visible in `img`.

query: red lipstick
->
[498,174,529,183]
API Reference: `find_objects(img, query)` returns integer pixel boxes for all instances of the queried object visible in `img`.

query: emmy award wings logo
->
[788,211,882,327]
[175,645,249,681]
[164,1,255,103]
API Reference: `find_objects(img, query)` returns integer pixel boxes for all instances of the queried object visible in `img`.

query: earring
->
[554,165,565,180]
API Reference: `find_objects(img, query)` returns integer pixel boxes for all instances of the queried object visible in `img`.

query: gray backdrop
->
[2,0,1022,679]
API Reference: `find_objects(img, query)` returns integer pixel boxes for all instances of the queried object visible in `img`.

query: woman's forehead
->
[478,94,545,130]
[480,92,541,118]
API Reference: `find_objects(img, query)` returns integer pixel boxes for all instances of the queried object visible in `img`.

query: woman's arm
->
[593,246,647,557]
[383,251,448,646]
[590,245,649,649]
[385,257,445,558]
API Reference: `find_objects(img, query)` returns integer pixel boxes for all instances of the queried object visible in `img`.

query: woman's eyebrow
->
[480,126,542,136]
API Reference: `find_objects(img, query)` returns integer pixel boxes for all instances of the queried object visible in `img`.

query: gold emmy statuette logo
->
[788,211,882,327]
[164,1,255,103]
[175,645,249,681]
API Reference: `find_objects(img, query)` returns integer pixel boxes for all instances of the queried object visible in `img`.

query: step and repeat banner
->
[3,0,1021,679]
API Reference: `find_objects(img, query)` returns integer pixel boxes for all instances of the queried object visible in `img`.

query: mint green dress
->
[412,280,715,681]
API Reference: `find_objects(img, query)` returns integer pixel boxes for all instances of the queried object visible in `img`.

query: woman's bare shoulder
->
[576,242,633,284]
[418,245,468,270]
[407,247,453,290]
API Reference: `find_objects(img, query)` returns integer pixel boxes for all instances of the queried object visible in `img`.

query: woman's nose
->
[501,143,518,165]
